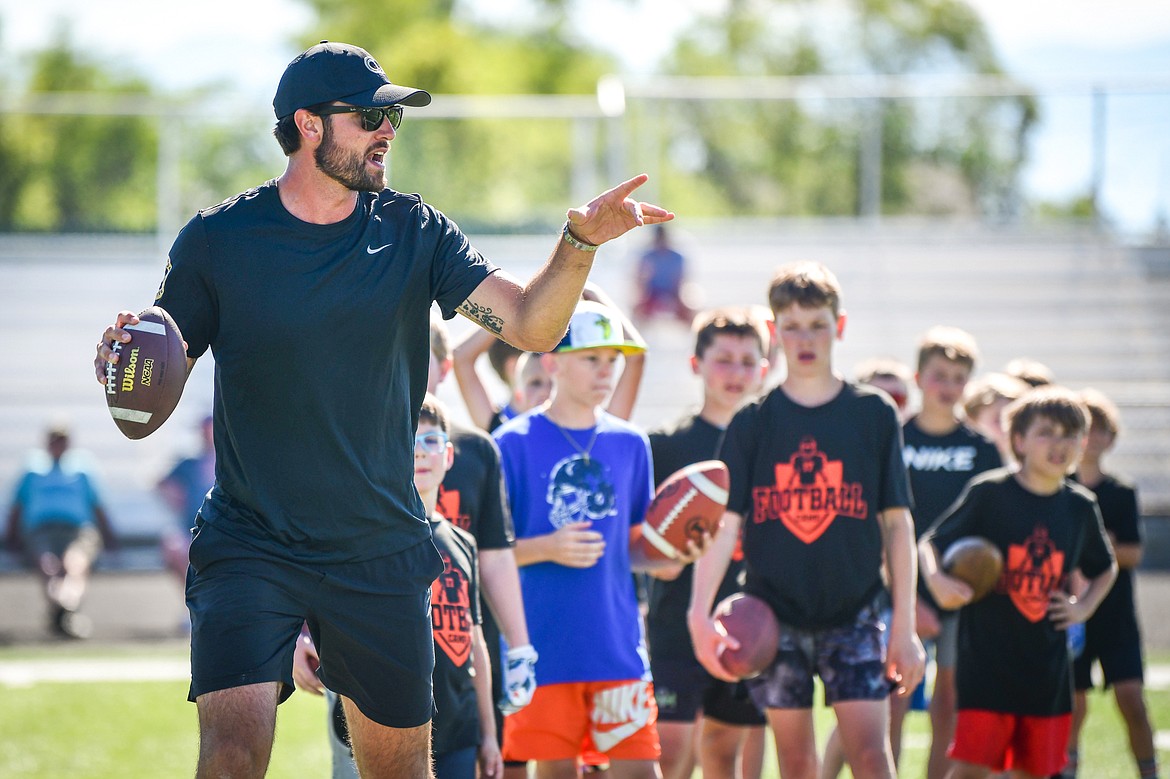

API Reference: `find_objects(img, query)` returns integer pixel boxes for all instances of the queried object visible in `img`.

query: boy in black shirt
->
[921,387,1116,779]
[689,262,924,779]
[646,308,770,779]
[1064,389,1159,779]
[899,326,1001,778]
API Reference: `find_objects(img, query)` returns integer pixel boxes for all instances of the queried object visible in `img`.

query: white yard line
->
[1148,664,1170,691]
[0,658,188,687]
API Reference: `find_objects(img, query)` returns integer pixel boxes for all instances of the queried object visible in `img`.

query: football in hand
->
[714,593,780,680]
[637,460,729,561]
[942,536,1004,602]
[104,306,188,440]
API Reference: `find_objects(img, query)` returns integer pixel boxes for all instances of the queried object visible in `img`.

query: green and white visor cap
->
[553,301,646,355]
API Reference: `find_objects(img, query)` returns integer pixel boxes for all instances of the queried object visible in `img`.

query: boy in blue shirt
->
[495,300,707,779]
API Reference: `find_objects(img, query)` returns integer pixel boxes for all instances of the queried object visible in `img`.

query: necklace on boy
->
[548,416,600,463]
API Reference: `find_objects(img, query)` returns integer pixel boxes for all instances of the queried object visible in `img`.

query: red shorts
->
[503,680,660,763]
[949,709,1071,777]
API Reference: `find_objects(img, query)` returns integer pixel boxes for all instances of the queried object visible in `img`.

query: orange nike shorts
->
[949,709,1071,777]
[502,680,660,763]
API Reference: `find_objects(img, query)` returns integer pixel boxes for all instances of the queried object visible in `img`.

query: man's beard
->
[314,119,385,192]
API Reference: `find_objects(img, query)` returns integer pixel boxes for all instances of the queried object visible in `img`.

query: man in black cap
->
[94,40,673,778]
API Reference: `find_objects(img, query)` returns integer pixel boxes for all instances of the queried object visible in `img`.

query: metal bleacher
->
[2,222,1168,562]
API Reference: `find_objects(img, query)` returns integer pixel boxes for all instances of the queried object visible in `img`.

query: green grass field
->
[1,644,1167,777]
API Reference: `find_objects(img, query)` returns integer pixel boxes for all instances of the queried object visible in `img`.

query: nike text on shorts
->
[502,680,660,762]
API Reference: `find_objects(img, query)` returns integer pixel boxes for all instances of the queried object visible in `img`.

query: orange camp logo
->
[751,436,868,544]
[437,486,471,531]
[1003,526,1065,623]
[431,553,472,666]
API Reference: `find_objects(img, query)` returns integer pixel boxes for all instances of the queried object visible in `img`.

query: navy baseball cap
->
[273,41,431,119]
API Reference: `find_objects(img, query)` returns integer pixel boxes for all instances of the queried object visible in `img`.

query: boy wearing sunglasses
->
[95,39,673,778]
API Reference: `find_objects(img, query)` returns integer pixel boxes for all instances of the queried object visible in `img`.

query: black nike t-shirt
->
[157,181,496,563]
[924,470,1114,716]
[645,413,745,661]
[902,418,1002,610]
[1075,473,1141,636]
[723,383,911,630]
[429,516,483,756]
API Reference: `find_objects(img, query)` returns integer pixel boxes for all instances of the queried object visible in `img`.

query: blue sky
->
[2,0,1167,234]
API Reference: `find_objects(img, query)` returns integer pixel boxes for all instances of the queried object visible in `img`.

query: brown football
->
[714,593,780,680]
[104,306,188,440]
[942,536,1004,602]
[637,460,729,561]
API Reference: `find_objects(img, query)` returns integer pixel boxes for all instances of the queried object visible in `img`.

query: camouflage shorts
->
[745,599,891,710]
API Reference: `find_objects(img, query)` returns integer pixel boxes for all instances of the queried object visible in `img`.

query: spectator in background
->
[5,425,118,639]
[854,357,914,419]
[1004,357,1055,388]
[634,224,696,323]
[962,372,1032,465]
[158,414,216,628]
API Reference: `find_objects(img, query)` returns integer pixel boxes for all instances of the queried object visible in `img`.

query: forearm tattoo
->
[459,300,504,335]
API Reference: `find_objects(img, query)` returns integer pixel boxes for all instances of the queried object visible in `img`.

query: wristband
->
[562,221,599,252]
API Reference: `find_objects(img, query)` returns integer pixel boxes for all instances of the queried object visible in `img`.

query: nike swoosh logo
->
[366,243,393,254]
[591,720,645,752]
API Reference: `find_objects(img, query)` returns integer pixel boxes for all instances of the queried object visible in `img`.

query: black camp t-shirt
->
[157,181,496,564]
[646,413,745,661]
[924,470,1114,716]
[1075,473,1141,635]
[439,422,515,551]
[723,383,911,630]
[902,418,1002,610]
[437,420,514,725]
[429,516,483,756]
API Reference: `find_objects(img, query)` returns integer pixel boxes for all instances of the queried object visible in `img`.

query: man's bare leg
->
[196,682,280,779]
[342,696,434,779]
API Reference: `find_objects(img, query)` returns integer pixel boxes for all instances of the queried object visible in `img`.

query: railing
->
[5,73,1169,242]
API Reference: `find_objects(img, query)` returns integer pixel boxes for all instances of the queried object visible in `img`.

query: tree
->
[655,0,1037,218]
[300,0,619,228]
[9,26,159,231]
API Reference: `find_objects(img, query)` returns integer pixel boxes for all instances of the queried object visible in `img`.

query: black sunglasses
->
[314,104,404,132]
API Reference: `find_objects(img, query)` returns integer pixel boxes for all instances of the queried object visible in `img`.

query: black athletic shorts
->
[1073,618,1145,690]
[651,655,766,727]
[186,519,443,728]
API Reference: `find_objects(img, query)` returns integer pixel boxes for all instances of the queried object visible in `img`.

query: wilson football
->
[104,306,188,440]
[638,460,729,561]
[714,592,780,679]
[942,536,1004,602]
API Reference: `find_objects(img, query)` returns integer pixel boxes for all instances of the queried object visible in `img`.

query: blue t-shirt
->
[156,181,496,564]
[161,452,215,531]
[494,411,654,685]
[639,247,685,294]
[12,457,103,530]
